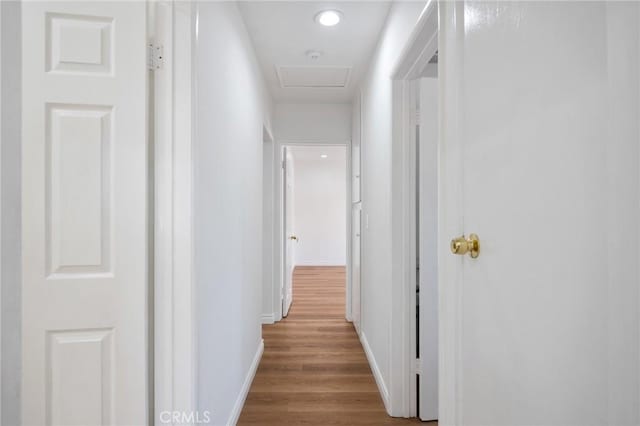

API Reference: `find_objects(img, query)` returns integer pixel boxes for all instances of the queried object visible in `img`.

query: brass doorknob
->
[289,235,298,241]
[450,234,480,258]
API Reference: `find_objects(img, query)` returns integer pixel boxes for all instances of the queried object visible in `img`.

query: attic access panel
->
[276,66,352,88]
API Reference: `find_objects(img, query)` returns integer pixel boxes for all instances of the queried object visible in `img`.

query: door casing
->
[436,4,464,422]
[351,91,363,333]
[388,0,440,418]
[282,146,294,317]
[152,0,197,422]
[271,140,352,323]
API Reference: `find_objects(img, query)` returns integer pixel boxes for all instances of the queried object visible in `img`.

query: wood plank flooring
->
[238,266,432,425]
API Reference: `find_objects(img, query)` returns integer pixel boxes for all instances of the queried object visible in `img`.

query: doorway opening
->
[280,145,348,318]
[415,68,439,422]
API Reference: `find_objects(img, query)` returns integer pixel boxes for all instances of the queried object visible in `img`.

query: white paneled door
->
[283,147,294,317]
[441,2,640,425]
[22,2,148,425]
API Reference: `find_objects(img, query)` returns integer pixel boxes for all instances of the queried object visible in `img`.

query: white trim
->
[388,78,418,418]
[388,0,439,419]
[437,3,464,423]
[154,1,197,423]
[281,147,293,318]
[261,314,275,325]
[227,339,264,426]
[391,0,439,81]
[359,332,389,412]
[273,144,284,322]
[354,90,364,335]
[0,3,3,421]
[345,135,353,322]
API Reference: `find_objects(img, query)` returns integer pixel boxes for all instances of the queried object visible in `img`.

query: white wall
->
[1,2,21,425]
[355,1,426,411]
[193,2,273,424]
[262,133,275,323]
[275,103,351,143]
[291,146,346,266]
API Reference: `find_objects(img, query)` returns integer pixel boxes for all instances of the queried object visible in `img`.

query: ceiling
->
[238,1,391,104]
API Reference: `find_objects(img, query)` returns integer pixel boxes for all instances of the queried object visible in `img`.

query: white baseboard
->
[261,313,275,324]
[227,339,264,426]
[294,263,347,267]
[359,332,390,413]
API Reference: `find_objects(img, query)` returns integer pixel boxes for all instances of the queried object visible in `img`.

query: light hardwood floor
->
[238,266,432,425]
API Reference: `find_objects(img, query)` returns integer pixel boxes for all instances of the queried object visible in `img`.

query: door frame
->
[351,91,363,334]
[262,126,276,324]
[388,0,448,418]
[281,146,294,318]
[0,4,3,421]
[153,1,197,422]
[433,3,463,422]
[271,140,352,323]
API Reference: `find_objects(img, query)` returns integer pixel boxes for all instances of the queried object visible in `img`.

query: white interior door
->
[441,2,640,425]
[283,147,294,317]
[418,77,438,421]
[22,2,148,425]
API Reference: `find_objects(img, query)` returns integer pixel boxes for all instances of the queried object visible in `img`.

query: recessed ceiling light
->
[315,10,342,27]
[320,154,328,159]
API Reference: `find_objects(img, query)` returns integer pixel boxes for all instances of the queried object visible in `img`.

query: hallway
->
[238,266,429,425]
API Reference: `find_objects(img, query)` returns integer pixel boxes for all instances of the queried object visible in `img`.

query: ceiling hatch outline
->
[276,65,352,89]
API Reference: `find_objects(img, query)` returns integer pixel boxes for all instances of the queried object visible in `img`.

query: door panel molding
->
[22,2,148,424]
